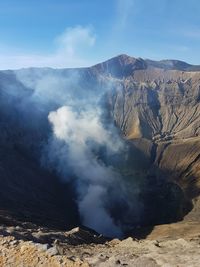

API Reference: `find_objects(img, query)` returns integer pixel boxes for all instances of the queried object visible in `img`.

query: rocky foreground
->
[0,221,200,267]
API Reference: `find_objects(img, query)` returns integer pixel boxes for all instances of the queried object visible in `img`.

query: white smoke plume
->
[47,105,124,236]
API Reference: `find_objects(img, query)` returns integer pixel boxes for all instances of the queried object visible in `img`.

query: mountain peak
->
[93,54,147,78]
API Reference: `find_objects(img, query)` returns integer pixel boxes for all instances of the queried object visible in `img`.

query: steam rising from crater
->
[46,106,126,236]
[5,68,142,237]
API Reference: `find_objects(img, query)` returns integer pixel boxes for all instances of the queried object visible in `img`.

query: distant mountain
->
[92,54,200,77]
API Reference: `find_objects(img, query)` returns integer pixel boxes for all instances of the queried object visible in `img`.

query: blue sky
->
[0,0,200,69]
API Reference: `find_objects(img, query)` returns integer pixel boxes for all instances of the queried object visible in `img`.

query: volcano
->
[1,54,200,238]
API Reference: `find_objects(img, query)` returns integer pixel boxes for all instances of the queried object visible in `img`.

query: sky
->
[0,0,200,69]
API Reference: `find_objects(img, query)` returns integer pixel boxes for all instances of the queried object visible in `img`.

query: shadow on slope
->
[0,145,80,231]
[121,139,193,239]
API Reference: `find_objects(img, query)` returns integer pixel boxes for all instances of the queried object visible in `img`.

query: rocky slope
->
[99,55,200,222]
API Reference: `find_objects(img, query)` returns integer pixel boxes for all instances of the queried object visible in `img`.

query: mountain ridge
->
[93,54,200,73]
[2,54,200,73]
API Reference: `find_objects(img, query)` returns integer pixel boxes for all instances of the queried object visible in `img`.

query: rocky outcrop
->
[98,55,200,222]
[1,223,200,266]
